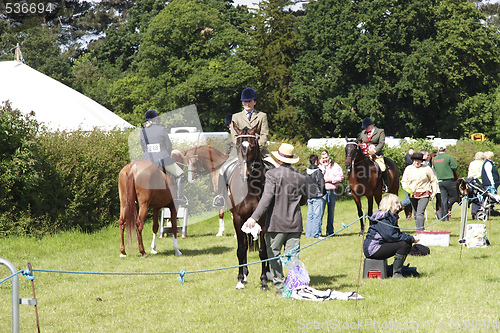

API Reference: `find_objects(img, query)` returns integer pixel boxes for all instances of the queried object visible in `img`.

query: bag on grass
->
[282,257,310,298]
[410,244,430,256]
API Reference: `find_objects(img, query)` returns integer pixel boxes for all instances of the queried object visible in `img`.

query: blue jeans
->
[324,190,337,236]
[306,197,325,238]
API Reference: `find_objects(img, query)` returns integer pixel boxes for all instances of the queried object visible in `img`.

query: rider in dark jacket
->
[140,109,187,205]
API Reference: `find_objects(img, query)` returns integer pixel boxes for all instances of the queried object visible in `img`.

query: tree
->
[291,0,500,140]
[120,0,257,129]
[248,0,302,139]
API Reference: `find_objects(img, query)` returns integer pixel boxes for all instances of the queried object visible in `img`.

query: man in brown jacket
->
[244,143,307,294]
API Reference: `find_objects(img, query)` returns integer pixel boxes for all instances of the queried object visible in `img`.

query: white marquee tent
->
[0,60,134,132]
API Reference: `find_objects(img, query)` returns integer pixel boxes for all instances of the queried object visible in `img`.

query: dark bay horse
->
[344,139,400,234]
[177,145,229,236]
[118,159,182,257]
[229,124,269,290]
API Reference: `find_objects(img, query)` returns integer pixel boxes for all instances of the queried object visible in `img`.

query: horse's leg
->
[168,202,182,256]
[137,203,148,258]
[216,208,225,236]
[234,215,249,289]
[352,194,365,235]
[119,217,127,257]
[151,209,159,254]
[259,226,269,291]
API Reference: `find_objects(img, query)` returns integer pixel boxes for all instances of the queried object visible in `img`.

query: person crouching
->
[363,194,420,278]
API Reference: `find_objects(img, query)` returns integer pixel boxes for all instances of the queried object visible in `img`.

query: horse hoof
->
[141,253,148,258]
[175,250,183,256]
[150,249,158,255]
[181,235,187,239]
[236,282,245,289]
[119,253,127,258]
[261,285,269,291]
[216,231,223,237]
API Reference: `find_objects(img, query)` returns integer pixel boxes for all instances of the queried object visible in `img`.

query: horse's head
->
[344,138,359,172]
[182,146,204,183]
[234,123,260,181]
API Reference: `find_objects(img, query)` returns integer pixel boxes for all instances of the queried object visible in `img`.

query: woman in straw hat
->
[244,143,307,295]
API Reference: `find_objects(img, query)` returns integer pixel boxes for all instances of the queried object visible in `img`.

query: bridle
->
[235,134,260,181]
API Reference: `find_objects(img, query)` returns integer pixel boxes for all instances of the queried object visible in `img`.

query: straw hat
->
[272,143,300,164]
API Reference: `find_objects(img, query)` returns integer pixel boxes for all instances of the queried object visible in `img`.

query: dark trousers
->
[368,241,411,260]
[438,180,457,221]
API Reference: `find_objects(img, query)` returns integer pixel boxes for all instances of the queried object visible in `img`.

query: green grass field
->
[1,196,499,332]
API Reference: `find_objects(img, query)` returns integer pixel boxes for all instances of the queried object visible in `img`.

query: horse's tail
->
[119,165,138,243]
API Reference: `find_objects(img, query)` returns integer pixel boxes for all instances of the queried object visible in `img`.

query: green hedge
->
[0,102,130,236]
[1,100,498,236]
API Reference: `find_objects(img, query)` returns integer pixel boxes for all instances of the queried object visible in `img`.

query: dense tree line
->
[2,0,500,142]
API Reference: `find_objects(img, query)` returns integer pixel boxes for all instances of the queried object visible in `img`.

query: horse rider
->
[140,109,187,205]
[213,87,276,208]
[357,117,388,192]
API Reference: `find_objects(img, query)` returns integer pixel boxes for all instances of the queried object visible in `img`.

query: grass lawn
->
[1,196,499,332]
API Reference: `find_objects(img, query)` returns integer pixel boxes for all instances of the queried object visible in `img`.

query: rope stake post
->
[27,262,41,332]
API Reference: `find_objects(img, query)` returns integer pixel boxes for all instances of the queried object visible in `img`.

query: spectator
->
[305,154,326,238]
[401,152,438,230]
[404,148,414,167]
[403,147,415,219]
[420,149,431,166]
[244,143,307,295]
[481,151,500,194]
[363,194,420,278]
[468,152,485,180]
[319,150,344,236]
[432,146,458,221]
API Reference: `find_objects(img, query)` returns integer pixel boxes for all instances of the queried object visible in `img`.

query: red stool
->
[363,258,387,279]
[367,270,383,279]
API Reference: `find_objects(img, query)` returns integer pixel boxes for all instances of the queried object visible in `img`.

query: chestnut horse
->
[177,145,229,236]
[118,159,182,257]
[229,124,269,290]
[344,139,400,234]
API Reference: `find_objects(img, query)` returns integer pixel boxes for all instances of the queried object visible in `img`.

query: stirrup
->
[213,195,225,208]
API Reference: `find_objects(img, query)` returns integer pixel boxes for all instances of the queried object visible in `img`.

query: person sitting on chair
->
[140,109,187,205]
[357,117,388,192]
[363,193,420,278]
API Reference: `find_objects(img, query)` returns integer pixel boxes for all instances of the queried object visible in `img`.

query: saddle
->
[222,158,274,185]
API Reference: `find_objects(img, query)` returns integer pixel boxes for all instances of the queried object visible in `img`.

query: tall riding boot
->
[213,173,226,208]
[392,253,406,278]
[382,170,389,193]
[174,174,187,205]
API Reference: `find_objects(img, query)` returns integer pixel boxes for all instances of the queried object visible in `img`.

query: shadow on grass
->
[310,274,347,288]
[160,246,233,256]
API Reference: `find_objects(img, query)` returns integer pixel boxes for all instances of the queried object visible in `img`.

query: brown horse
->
[229,124,269,290]
[344,139,400,234]
[118,159,182,257]
[177,145,229,236]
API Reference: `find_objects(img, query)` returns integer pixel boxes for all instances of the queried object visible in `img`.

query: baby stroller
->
[463,178,500,221]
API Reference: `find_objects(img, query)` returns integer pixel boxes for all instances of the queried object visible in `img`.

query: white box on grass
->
[415,230,450,247]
